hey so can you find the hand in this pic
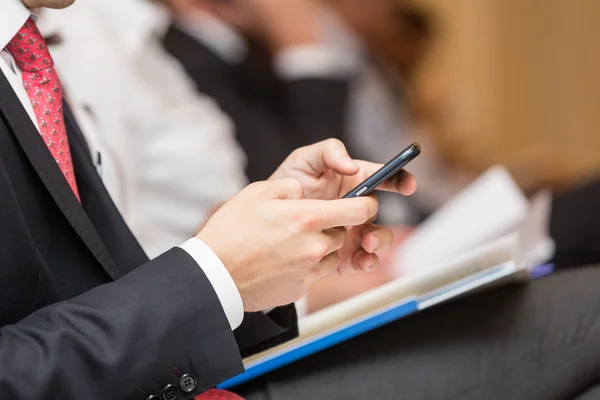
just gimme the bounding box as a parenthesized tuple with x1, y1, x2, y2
(196, 178, 378, 312)
(270, 139, 417, 200)
(197, 202, 225, 231)
(270, 139, 418, 275)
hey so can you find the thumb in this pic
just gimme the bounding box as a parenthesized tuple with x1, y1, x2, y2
(308, 139, 360, 176)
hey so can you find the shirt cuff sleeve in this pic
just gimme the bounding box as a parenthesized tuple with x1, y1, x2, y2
(294, 296, 309, 317)
(273, 45, 360, 80)
(179, 238, 244, 330)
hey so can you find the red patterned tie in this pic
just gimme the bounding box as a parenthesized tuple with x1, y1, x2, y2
(195, 389, 244, 399)
(6, 18, 80, 200)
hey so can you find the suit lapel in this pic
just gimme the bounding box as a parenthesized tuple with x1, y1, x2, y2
(0, 71, 122, 280)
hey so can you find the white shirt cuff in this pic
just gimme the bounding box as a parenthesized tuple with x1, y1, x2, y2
(179, 238, 244, 330)
(294, 296, 309, 317)
(274, 45, 360, 80)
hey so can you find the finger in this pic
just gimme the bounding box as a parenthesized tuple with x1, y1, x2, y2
(301, 228, 346, 268)
(314, 252, 342, 279)
(252, 178, 304, 200)
(360, 224, 395, 254)
(338, 250, 380, 276)
(297, 196, 379, 230)
(355, 161, 418, 196)
(352, 250, 380, 273)
(380, 169, 418, 196)
(305, 139, 360, 176)
(344, 195, 378, 229)
(323, 227, 347, 254)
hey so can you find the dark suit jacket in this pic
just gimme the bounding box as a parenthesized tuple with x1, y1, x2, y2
(0, 71, 296, 400)
(163, 25, 351, 182)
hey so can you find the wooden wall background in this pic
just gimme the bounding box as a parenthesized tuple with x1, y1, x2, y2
(410, 0, 600, 190)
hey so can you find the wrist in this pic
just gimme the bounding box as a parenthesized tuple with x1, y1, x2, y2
(180, 237, 244, 329)
(195, 232, 244, 298)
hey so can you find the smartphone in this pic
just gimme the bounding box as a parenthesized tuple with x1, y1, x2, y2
(342, 143, 421, 199)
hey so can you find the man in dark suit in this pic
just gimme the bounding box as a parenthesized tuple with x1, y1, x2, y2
(162, 0, 354, 182)
(0, 1, 416, 398)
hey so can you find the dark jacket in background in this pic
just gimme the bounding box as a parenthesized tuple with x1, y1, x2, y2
(551, 178, 600, 269)
(0, 71, 296, 400)
(163, 25, 351, 182)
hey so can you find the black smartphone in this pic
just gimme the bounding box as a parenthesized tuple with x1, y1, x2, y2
(342, 143, 421, 199)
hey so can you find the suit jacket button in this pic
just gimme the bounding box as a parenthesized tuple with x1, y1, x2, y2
(179, 374, 198, 393)
(145, 396, 161, 400)
(161, 384, 179, 400)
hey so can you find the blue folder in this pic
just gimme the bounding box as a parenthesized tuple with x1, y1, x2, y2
(219, 261, 554, 389)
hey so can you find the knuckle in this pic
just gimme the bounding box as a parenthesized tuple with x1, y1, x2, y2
(332, 228, 347, 250)
(299, 214, 319, 231)
(287, 178, 304, 198)
(246, 181, 265, 194)
(306, 240, 330, 262)
(288, 147, 305, 162)
(325, 138, 344, 149)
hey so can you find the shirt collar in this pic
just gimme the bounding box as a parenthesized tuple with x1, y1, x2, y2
(0, 0, 31, 51)
(36, 0, 171, 57)
(175, 10, 248, 64)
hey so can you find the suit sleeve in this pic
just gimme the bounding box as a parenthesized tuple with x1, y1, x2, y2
(0, 248, 244, 400)
(272, 45, 355, 148)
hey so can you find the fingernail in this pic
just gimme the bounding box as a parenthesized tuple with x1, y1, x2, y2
(373, 237, 383, 252)
(369, 255, 379, 271)
(360, 256, 374, 271)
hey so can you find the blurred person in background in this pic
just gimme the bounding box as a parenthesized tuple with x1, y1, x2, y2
(38, 0, 248, 258)
(320, 0, 471, 226)
(163, 0, 354, 182)
(162, 0, 468, 221)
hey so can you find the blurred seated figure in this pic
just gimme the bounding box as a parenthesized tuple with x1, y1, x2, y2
(38, 0, 247, 258)
(163, 0, 468, 220)
(162, 0, 355, 182)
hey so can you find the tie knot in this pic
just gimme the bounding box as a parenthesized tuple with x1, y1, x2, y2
(6, 18, 54, 73)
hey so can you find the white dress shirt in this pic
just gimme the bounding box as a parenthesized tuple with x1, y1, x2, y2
(1, 0, 244, 330)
